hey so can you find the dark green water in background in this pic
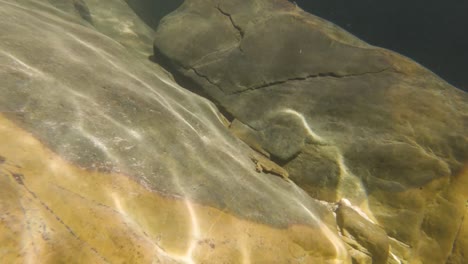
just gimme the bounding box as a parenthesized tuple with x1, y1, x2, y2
(294, 0, 468, 92)
(125, 0, 183, 29)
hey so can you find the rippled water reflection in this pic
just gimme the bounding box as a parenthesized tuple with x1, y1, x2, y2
(0, 1, 354, 262)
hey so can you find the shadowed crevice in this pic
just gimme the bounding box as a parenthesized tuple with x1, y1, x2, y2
(149, 49, 235, 123)
(216, 5, 244, 39)
(125, 0, 184, 29)
(231, 68, 395, 95)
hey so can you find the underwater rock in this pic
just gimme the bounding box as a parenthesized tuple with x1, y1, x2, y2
(48, 0, 93, 25)
(447, 204, 468, 264)
(154, 0, 468, 263)
(336, 199, 389, 263)
(0, 0, 350, 263)
(1, 0, 467, 263)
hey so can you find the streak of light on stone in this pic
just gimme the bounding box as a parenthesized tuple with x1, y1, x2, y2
(100, 113, 143, 141)
(279, 108, 326, 143)
(388, 236, 411, 248)
(340, 198, 375, 224)
(1, 0, 96, 34)
(151, 71, 230, 136)
(335, 152, 377, 223)
(390, 252, 403, 264)
(117, 20, 139, 37)
(46, 155, 76, 180)
(67, 32, 212, 140)
(110, 192, 187, 264)
(0, 51, 44, 77)
(152, 71, 194, 95)
(238, 234, 252, 264)
(65, 88, 97, 104)
(65, 33, 123, 70)
(67, 32, 181, 116)
(120, 70, 218, 139)
(181, 198, 200, 264)
(114, 73, 202, 138)
(68, 98, 122, 167)
(80, 128, 117, 159)
(163, 163, 202, 264)
(111, 192, 125, 217)
(296, 201, 348, 263)
(65, 88, 143, 141)
(206, 103, 229, 127)
(66, 32, 172, 108)
(149, 95, 201, 137)
(136, 80, 213, 140)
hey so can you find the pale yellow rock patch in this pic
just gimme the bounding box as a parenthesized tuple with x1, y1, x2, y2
(0, 114, 347, 263)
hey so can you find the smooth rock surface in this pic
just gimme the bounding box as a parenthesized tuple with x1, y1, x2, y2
(0, 0, 350, 263)
(154, 0, 468, 263)
(1, 0, 467, 263)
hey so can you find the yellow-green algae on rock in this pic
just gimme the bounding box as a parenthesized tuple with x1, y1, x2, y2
(448, 190, 468, 264)
(0, 114, 349, 263)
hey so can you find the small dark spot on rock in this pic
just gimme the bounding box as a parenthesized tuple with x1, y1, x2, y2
(73, 0, 93, 25)
(0, 155, 5, 164)
(209, 243, 215, 249)
(11, 173, 24, 185)
(41, 233, 50, 241)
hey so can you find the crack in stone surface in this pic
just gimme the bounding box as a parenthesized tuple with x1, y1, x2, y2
(230, 68, 394, 95)
(50, 182, 154, 249)
(216, 5, 244, 39)
(51, 183, 120, 214)
(188, 66, 393, 96)
(448, 208, 466, 261)
(191, 67, 223, 91)
(17, 197, 38, 256)
(7, 171, 111, 263)
(388, 235, 411, 249)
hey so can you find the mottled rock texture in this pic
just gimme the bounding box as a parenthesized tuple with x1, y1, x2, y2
(336, 200, 389, 263)
(154, 0, 468, 263)
(0, 0, 350, 263)
(1, 0, 467, 263)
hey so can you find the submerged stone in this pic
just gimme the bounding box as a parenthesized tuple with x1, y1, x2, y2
(154, 0, 468, 262)
(1, 0, 467, 263)
(0, 0, 351, 262)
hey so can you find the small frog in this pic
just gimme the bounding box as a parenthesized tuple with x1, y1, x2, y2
(250, 153, 289, 181)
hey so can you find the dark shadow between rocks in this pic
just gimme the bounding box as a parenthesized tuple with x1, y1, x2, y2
(149, 51, 235, 123)
(124, 0, 184, 29)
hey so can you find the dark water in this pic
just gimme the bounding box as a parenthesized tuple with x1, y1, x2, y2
(294, 0, 468, 92)
(125, 0, 184, 29)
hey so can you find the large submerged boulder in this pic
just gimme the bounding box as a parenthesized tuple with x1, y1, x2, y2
(154, 0, 468, 263)
(1, 0, 467, 263)
(0, 0, 350, 263)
